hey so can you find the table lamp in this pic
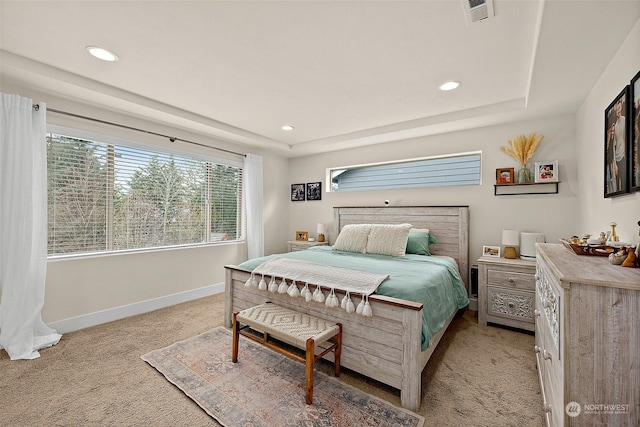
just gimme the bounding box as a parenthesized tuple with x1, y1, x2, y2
(502, 229, 519, 259)
(317, 223, 327, 242)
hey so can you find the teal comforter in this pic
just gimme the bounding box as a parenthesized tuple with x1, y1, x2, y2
(238, 246, 469, 351)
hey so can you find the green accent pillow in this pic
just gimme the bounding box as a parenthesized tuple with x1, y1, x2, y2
(405, 231, 438, 255)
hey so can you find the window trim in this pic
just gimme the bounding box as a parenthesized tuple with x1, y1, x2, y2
(47, 239, 243, 262)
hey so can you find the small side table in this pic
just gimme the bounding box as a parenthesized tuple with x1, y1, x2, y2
(287, 240, 329, 252)
(477, 256, 536, 331)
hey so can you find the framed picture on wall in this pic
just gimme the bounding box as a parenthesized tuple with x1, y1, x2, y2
(631, 70, 640, 192)
(495, 167, 514, 184)
(291, 183, 305, 201)
(534, 161, 558, 183)
(604, 86, 630, 198)
(306, 182, 322, 200)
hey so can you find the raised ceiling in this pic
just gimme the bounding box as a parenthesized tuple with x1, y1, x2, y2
(1, 1, 639, 157)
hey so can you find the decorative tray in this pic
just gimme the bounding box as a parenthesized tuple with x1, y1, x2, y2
(560, 239, 616, 257)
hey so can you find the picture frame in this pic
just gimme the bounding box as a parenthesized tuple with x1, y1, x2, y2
(604, 86, 631, 198)
(482, 245, 500, 258)
(306, 182, 322, 201)
(295, 231, 309, 241)
(291, 183, 305, 201)
(534, 161, 559, 183)
(631, 70, 640, 192)
(496, 167, 515, 184)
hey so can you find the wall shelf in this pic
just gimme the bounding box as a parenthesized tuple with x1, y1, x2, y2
(494, 181, 560, 196)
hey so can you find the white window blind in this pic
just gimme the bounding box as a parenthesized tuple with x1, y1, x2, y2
(47, 131, 242, 256)
(328, 151, 481, 192)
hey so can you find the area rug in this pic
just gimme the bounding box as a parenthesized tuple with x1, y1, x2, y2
(141, 327, 424, 427)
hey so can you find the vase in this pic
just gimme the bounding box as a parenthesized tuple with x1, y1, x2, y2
(517, 165, 533, 184)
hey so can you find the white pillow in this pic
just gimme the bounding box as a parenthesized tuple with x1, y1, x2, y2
(366, 223, 412, 257)
(333, 224, 371, 253)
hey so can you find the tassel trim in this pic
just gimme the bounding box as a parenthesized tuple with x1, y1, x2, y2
(250, 274, 373, 317)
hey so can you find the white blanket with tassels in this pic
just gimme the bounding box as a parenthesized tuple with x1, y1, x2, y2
(253, 257, 388, 296)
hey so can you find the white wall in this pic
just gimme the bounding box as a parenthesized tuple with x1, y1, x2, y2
(287, 113, 579, 265)
(577, 18, 640, 243)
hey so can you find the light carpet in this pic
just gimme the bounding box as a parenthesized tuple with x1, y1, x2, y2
(142, 327, 424, 427)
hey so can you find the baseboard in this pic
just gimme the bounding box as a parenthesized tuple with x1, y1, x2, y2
(48, 282, 225, 334)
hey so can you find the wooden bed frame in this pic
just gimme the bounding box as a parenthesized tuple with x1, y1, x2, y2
(224, 206, 469, 410)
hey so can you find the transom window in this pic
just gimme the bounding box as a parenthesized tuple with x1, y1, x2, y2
(46, 127, 243, 256)
(327, 151, 481, 192)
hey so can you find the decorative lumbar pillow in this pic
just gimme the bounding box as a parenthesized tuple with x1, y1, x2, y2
(366, 223, 412, 257)
(333, 224, 371, 253)
(406, 229, 438, 256)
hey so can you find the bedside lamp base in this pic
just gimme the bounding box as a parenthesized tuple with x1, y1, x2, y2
(503, 246, 517, 259)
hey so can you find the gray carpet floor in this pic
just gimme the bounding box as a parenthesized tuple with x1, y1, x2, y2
(0, 293, 544, 426)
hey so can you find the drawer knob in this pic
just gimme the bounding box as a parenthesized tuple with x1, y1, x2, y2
(507, 301, 516, 309)
(508, 277, 515, 283)
(543, 350, 552, 361)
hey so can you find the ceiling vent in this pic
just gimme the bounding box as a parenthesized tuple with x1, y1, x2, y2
(462, 0, 494, 25)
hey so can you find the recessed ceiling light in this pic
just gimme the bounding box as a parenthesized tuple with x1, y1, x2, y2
(281, 125, 295, 131)
(439, 81, 461, 91)
(86, 46, 119, 62)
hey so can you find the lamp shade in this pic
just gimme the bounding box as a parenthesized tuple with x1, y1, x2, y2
(317, 223, 327, 234)
(502, 229, 519, 246)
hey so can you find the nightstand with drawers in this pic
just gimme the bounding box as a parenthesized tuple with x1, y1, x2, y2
(477, 256, 536, 331)
(287, 240, 329, 252)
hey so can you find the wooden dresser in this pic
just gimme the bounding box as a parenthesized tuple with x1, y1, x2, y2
(477, 256, 536, 331)
(535, 243, 639, 427)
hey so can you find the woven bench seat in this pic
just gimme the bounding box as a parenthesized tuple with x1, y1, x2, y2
(232, 303, 342, 404)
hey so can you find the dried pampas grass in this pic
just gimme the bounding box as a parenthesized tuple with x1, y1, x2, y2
(500, 133, 544, 166)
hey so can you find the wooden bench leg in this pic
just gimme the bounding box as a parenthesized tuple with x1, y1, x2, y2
(305, 338, 315, 405)
(232, 312, 239, 363)
(334, 323, 342, 377)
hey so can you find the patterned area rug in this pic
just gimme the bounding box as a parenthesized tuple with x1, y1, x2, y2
(142, 327, 424, 427)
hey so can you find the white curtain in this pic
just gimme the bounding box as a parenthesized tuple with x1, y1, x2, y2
(243, 153, 264, 259)
(0, 93, 61, 360)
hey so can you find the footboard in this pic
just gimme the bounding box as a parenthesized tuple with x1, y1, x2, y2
(225, 265, 425, 410)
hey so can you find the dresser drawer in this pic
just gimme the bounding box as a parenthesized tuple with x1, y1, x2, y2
(487, 269, 535, 291)
(542, 359, 563, 427)
(487, 286, 534, 323)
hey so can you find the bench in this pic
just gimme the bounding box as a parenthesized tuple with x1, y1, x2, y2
(232, 303, 342, 404)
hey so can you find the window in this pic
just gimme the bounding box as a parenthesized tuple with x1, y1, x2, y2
(47, 128, 243, 256)
(327, 151, 481, 192)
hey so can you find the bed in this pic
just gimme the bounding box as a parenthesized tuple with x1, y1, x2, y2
(224, 206, 470, 410)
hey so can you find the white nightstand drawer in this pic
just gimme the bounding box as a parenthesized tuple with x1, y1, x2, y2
(487, 269, 535, 291)
(287, 241, 328, 252)
(487, 287, 534, 323)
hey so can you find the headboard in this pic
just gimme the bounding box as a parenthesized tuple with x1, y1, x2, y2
(333, 206, 470, 287)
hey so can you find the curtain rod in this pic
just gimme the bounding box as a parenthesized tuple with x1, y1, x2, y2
(33, 104, 246, 157)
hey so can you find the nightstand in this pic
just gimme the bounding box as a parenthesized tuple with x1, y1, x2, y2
(287, 240, 329, 252)
(477, 256, 536, 331)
